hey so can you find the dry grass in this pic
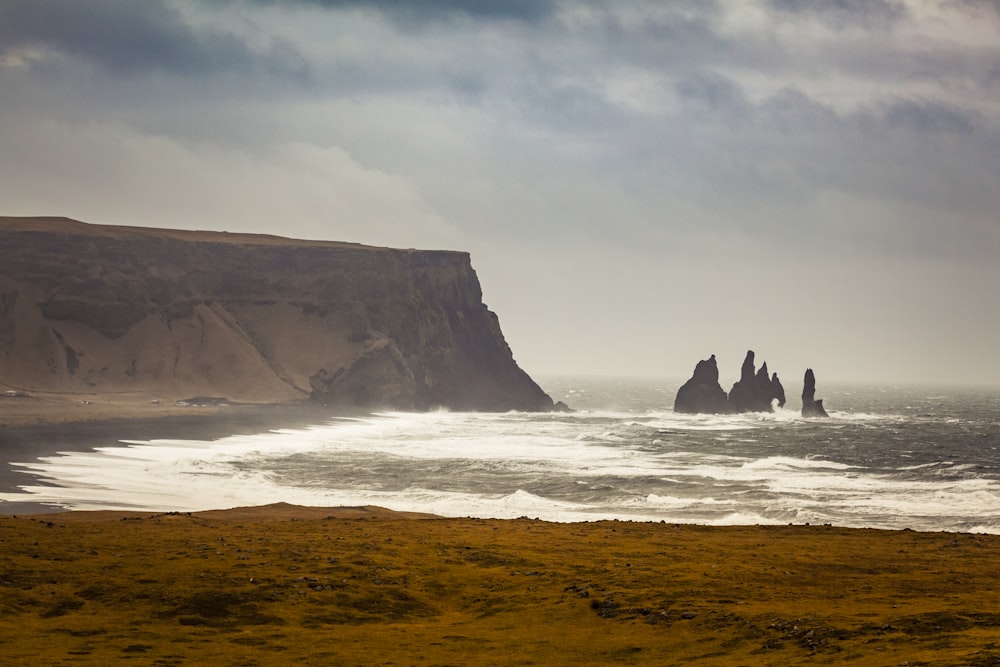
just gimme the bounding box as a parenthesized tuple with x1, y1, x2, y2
(3, 504, 1000, 665)
(0, 216, 380, 250)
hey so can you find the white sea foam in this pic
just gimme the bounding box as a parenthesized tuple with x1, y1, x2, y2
(741, 456, 855, 471)
(3, 381, 999, 532)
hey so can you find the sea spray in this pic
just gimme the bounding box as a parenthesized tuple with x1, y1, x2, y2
(2, 378, 999, 532)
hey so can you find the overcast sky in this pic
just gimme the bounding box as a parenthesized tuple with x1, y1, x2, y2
(2, 0, 998, 386)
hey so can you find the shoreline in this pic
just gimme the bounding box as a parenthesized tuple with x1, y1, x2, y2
(0, 393, 346, 428)
(4, 390, 996, 532)
(0, 398, 350, 514)
(9, 501, 993, 535)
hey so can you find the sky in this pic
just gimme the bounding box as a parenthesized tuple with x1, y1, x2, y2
(1, 0, 998, 387)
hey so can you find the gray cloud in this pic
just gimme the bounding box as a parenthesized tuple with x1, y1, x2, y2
(870, 97, 979, 134)
(675, 71, 752, 120)
(247, 0, 556, 25)
(0, 0, 307, 77)
(1, 0, 998, 382)
(764, 0, 909, 30)
(948, 0, 1000, 18)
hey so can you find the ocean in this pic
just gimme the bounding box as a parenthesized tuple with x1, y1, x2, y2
(2, 377, 999, 533)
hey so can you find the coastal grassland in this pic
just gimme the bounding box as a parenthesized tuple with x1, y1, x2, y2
(2, 505, 1000, 666)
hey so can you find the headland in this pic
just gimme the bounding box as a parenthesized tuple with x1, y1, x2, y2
(0, 216, 556, 414)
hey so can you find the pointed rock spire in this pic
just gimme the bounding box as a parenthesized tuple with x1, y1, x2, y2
(728, 350, 784, 412)
(801, 368, 829, 418)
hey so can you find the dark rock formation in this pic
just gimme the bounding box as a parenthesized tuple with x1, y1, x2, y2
(675, 350, 789, 414)
(801, 368, 829, 418)
(728, 350, 785, 413)
(0, 216, 557, 412)
(772, 373, 786, 408)
(673, 354, 730, 414)
(726, 350, 756, 412)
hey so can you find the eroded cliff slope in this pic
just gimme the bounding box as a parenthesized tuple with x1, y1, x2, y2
(0, 217, 554, 411)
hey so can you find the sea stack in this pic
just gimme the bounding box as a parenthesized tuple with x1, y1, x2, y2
(674, 350, 790, 414)
(772, 372, 786, 408)
(801, 368, 829, 418)
(727, 350, 785, 413)
(673, 354, 730, 414)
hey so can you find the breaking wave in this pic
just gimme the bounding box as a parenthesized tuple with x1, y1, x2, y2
(2, 378, 999, 532)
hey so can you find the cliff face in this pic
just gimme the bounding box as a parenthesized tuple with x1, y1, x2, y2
(0, 217, 555, 411)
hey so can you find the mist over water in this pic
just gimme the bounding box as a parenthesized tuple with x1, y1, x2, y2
(2, 377, 999, 532)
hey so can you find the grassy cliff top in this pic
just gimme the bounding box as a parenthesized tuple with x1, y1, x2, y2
(0, 216, 466, 255)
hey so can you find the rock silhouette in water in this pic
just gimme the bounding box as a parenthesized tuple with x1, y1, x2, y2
(772, 372, 786, 408)
(673, 354, 730, 414)
(728, 350, 785, 413)
(674, 351, 785, 414)
(801, 368, 829, 417)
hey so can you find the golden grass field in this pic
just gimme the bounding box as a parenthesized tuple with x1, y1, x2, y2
(2, 504, 1000, 666)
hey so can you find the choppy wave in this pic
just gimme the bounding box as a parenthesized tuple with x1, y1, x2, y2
(2, 378, 999, 532)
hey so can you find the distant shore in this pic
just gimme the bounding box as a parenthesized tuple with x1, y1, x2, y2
(0, 396, 345, 513)
(0, 392, 340, 428)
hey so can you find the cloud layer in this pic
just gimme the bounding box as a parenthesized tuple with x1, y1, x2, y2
(2, 0, 998, 384)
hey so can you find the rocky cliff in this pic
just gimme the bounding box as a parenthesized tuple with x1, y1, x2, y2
(0, 217, 555, 411)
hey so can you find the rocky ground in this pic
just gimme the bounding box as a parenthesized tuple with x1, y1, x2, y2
(2, 504, 1000, 665)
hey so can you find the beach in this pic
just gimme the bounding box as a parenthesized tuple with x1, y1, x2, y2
(3, 503, 1000, 665)
(0, 397, 345, 514)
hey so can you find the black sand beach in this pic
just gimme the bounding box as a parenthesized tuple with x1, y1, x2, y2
(0, 403, 342, 514)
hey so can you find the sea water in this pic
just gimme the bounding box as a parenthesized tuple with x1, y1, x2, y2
(2, 377, 998, 532)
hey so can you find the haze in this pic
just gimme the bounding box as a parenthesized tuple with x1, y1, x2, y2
(1, 0, 998, 385)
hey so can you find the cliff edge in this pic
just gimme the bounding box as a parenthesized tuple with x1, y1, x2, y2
(0, 217, 555, 411)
